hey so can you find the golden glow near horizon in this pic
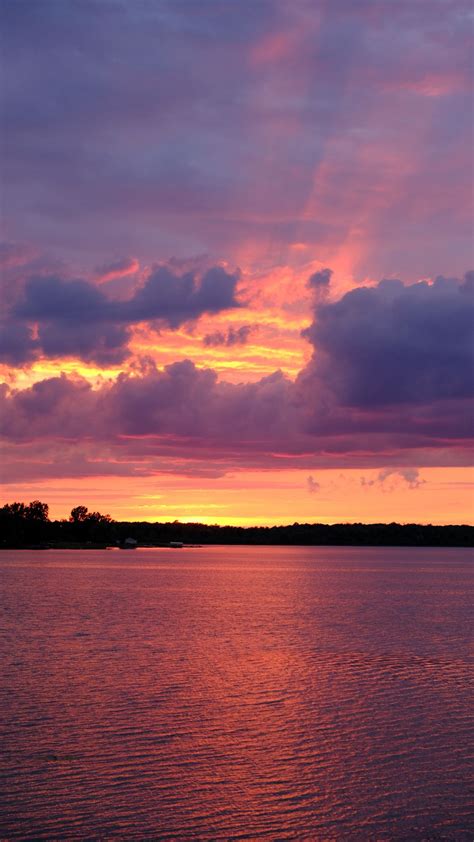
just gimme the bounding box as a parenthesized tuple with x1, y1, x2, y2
(4, 467, 473, 527)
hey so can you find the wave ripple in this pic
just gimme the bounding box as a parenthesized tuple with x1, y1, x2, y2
(1, 546, 472, 840)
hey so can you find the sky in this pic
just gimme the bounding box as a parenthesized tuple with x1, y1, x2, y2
(1, 0, 473, 525)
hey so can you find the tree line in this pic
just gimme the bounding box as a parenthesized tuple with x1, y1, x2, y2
(0, 500, 473, 548)
(0, 501, 113, 546)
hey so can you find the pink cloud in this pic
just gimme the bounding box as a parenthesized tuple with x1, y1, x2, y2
(94, 256, 140, 283)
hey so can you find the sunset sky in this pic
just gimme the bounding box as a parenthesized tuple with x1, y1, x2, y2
(1, 0, 473, 525)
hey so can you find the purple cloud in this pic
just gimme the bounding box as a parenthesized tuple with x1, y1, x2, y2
(203, 325, 254, 347)
(15, 276, 110, 322)
(95, 256, 139, 282)
(2, 264, 240, 364)
(128, 266, 240, 327)
(2, 270, 473, 472)
(1, 310, 473, 479)
(1, 1, 472, 277)
(0, 321, 38, 366)
(307, 268, 332, 291)
(307, 475, 320, 494)
(303, 273, 474, 407)
(361, 468, 425, 490)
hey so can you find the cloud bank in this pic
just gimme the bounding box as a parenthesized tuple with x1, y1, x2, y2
(303, 272, 474, 406)
(1, 264, 240, 364)
(2, 271, 473, 481)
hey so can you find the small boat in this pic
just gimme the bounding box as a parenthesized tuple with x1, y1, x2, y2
(169, 541, 184, 548)
(120, 537, 138, 549)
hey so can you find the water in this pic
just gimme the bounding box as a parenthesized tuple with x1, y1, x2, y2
(0, 545, 472, 840)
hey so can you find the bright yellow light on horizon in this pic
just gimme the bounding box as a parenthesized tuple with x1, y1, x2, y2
(3, 467, 473, 527)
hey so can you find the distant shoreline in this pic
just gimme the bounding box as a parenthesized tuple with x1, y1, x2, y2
(2, 502, 473, 549)
(2, 526, 473, 551)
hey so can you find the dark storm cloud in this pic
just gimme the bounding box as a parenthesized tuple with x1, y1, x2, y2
(14, 266, 240, 325)
(38, 321, 132, 366)
(2, 341, 473, 470)
(2, 269, 473, 437)
(0, 322, 38, 366)
(0, 243, 69, 317)
(128, 266, 240, 327)
(0, 362, 297, 446)
(106, 361, 297, 443)
(308, 268, 332, 290)
(0, 375, 99, 441)
(203, 325, 254, 347)
(15, 276, 110, 322)
(2, 269, 473, 451)
(307, 268, 332, 303)
(303, 273, 474, 407)
(2, 265, 240, 364)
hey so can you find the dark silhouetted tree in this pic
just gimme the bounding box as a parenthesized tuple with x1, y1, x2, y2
(84, 511, 113, 543)
(25, 500, 49, 521)
(70, 505, 88, 523)
(0, 500, 49, 544)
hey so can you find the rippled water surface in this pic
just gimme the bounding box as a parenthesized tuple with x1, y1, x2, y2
(1, 546, 473, 840)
